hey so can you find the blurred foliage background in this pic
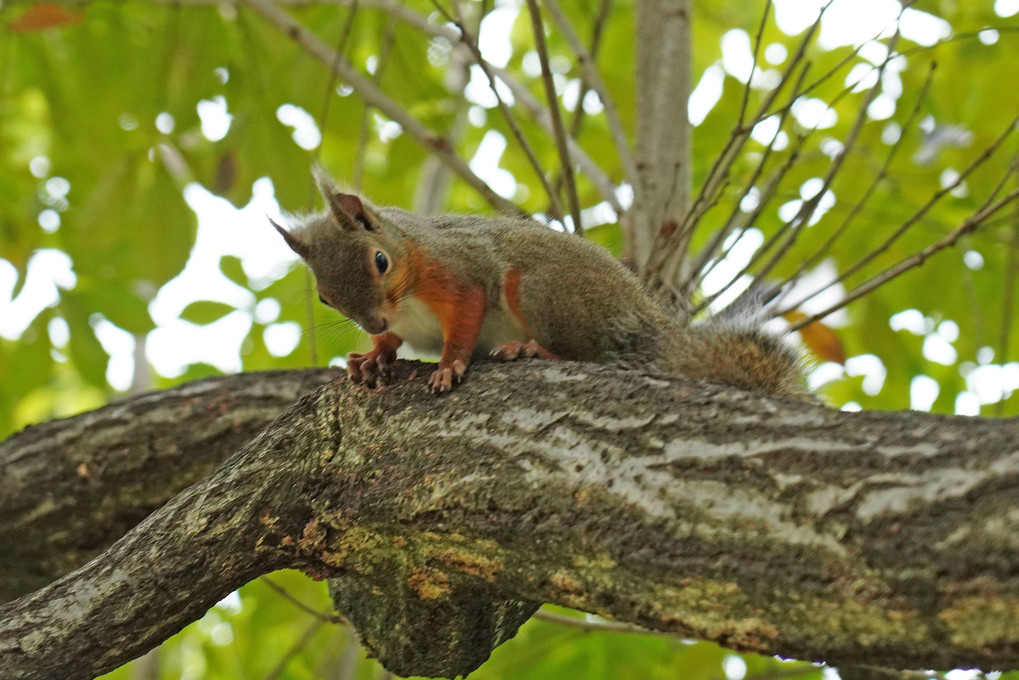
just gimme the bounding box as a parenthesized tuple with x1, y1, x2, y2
(3, 0, 1019, 677)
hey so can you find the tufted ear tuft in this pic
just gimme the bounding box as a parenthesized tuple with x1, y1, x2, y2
(269, 216, 310, 258)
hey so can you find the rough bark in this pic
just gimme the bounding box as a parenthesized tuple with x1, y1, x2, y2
(0, 368, 338, 602)
(1, 361, 1019, 679)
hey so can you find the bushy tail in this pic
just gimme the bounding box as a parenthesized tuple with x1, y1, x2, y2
(658, 321, 810, 399)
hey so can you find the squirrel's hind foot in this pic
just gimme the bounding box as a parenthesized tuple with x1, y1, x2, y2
(489, 339, 558, 362)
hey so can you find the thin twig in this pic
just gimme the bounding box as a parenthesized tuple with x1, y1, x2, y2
(524, 0, 584, 234)
(698, 22, 905, 313)
(533, 609, 665, 635)
(764, 0, 919, 120)
(259, 619, 326, 680)
(774, 62, 936, 310)
(314, 0, 359, 169)
(248, 0, 621, 212)
(413, 7, 475, 215)
(495, 61, 624, 215)
(431, 0, 563, 217)
(645, 4, 824, 290)
(742, 31, 903, 293)
(568, 0, 612, 140)
(789, 186, 1019, 332)
(241, 0, 525, 216)
(781, 113, 1019, 316)
(353, 13, 396, 191)
(511, 0, 576, 233)
(669, 0, 919, 283)
(674, 0, 833, 246)
(260, 576, 346, 624)
(676, 65, 810, 299)
(684, 138, 807, 309)
(738, 0, 772, 130)
(542, 0, 636, 189)
(685, 144, 808, 317)
(549, 0, 612, 204)
(888, 24, 1019, 59)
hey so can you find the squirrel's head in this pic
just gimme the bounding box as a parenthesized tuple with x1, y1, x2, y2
(271, 171, 409, 336)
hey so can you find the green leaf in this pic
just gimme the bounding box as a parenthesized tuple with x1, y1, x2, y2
(60, 292, 109, 389)
(219, 255, 248, 288)
(179, 300, 237, 325)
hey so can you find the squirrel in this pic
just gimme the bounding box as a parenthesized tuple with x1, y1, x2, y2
(272, 169, 808, 398)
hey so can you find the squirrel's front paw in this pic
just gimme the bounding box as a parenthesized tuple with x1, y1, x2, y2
(428, 359, 468, 394)
(347, 349, 396, 387)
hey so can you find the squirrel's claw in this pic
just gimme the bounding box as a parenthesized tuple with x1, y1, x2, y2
(346, 352, 374, 386)
(374, 350, 395, 380)
(490, 339, 557, 362)
(347, 348, 396, 388)
(428, 359, 468, 394)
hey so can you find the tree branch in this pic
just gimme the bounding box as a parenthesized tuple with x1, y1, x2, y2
(2, 362, 1019, 678)
(632, 0, 692, 271)
(240, 0, 525, 216)
(524, 0, 583, 233)
(0, 368, 338, 603)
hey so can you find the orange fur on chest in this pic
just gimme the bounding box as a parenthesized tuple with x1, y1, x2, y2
(403, 246, 487, 358)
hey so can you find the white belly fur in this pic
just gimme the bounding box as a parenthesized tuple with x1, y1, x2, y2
(390, 295, 526, 357)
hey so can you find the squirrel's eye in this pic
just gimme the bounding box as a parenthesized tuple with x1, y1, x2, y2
(374, 251, 389, 274)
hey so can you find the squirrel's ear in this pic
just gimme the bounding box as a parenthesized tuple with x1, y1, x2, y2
(269, 217, 310, 258)
(313, 166, 370, 232)
(330, 193, 370, 233)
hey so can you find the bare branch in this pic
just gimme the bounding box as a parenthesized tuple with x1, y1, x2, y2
(688, 26, 906, 311)
(669, 66, 810, 301)
(738, 0, 772, 131)
(685, 133, 809, 317)
(493, 64, 625, 214)
(384, 0, 622, 213)
(241, 0, 525, 215)
(789, 185, 1019, 331)
(764, 0, 918, 120)
(542, 0, 637, 188)
(260, 576, 346, 624)
(738, 32, 903, 299)
(774, 63, 937, 307)
(669, 0, 831, 263)
(352, 12, 395, 191)
(547, 0, 613, 215)
(0, 368, 338, 603)
(532, 609, 662, 636)
(413, 8, 475, 215)
(431, 0, 564, 218)
(781, 113, 1019, 318)
(525, 0, 583, 234)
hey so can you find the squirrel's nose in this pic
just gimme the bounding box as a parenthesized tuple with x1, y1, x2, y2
(361, 316, 388, 335)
